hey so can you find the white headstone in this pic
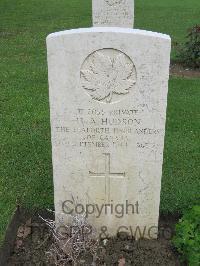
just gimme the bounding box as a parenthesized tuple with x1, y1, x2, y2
(92, 0, 134, 28)
(47, 2, 171, 239)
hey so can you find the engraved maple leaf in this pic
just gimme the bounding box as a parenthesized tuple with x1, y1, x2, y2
(81, 51, 136, 103)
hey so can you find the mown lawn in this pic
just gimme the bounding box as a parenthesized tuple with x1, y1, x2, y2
(0, 0, 200, 242)
(161, 78, 200, 213)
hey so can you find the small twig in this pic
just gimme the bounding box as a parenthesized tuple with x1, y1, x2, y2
(35, 233, 51, 250)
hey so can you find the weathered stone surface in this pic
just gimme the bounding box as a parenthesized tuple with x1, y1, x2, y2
(92, 0, 134, 28)
(47, 27, 171, 238)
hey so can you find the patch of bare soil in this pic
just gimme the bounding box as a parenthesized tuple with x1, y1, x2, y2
(170, 63, 200, 78)
(6, 212, 183, 266)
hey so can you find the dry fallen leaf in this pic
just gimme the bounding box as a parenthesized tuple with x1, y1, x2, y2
(16, 218, 32, 239)
(118, 257, 126, 266)
(23, 225, 31, 239)
(15, 239, 23, 249)
(17, 226, 25, 238)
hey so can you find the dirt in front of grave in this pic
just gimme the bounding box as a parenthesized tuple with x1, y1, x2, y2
(170, 62, 200, 78)
(7, 212, 184, 266)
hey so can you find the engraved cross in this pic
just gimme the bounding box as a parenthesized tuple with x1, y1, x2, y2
(89, 153, 126, 202)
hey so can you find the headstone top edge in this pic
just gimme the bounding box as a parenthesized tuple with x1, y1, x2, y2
(47, 28, 171, 42)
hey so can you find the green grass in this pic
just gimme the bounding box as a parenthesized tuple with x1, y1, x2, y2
(0, 0, 200, 242)
(135, 0, 200, 57)
(161, 78, 200, 213)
